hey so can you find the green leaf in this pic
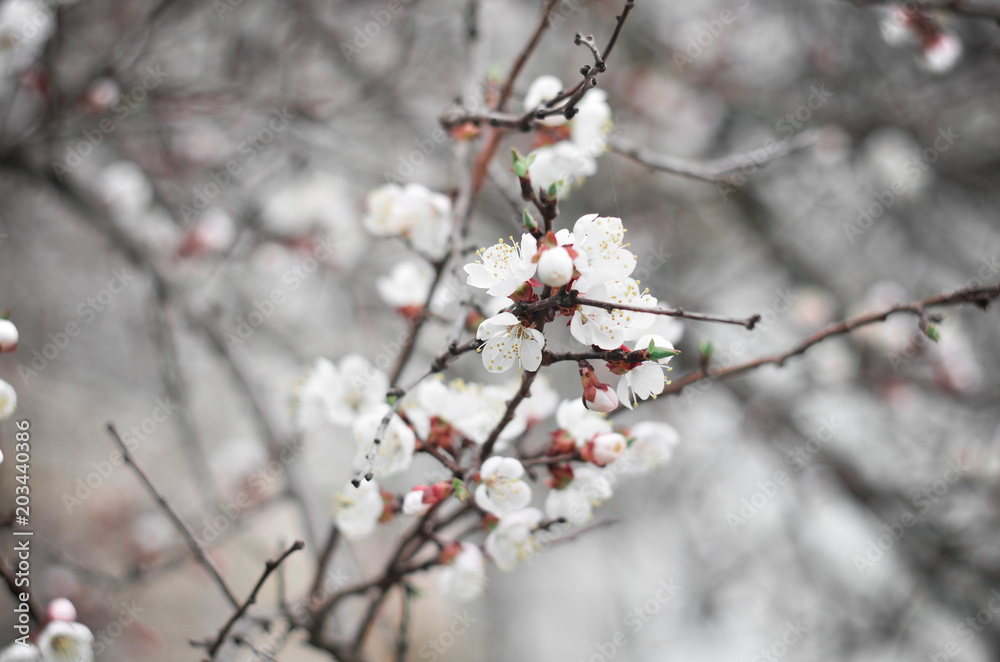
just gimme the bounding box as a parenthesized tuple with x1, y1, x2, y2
(452, 478, 469, 502)
(698, 341, 714, 358)
(924, 324, 941, 342)
(522, 209, 539, 232)
(511, 148, 535, 178)
(647, 339, 681, 361)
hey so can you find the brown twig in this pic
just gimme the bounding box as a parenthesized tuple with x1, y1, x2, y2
(612, 129, 821, 186)
(107, 423, 239, 609)
(204, 540, 305, 658)
(662, 281, 1000, 396)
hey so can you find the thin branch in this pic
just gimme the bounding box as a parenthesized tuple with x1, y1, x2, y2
(396, 584, 414, 662)
(204, 540, 305, 659)
(612, 129, 820, 186)
(574, 296, 761, 329)
(662, 281, 1000, 396)
(106, 423, 240, 610)
(497, 0, 561, 110)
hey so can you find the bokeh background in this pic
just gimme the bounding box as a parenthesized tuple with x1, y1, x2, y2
(1, 0, 1000, 659)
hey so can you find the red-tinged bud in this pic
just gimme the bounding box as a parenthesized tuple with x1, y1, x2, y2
(550, 429, 577, 454)
(450, 122, 481, 141)
(396, 304, 425, 322)
(579, 361, 618, 412)
(510, 281, 538, 303)
(430, 480, 454, 502)
(545, 463, 574, 490)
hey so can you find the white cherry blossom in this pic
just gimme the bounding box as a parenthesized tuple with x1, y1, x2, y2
(527, 141, 597, 195)
(0, 379, 16, 421)
(617, 334, 676, 409)
(439, 543, 487, 600)
(464, 234, 537, 297)
(572, 214, 636, 286)
(485, 507, 543, 570)
(363, 183, 452, 259)
(353, 405, 415, 477)
(334, 479, 384, 539)
(555, 399, 612, 447)
(475, 456, 531, 517)
(524, 75, 567, 127)
(476, 312, 544, 374)
(571, 89, 613, 156)
(295, 355, 389, 431)
(570, 278, 657, 350)
(544, 466, 613, 524)
(377, 261, 433, 311)
(621, 421, 680, 474)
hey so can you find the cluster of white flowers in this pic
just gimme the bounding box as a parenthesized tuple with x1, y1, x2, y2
(287, 81, 682, 603)
(362, 183, 452, 260)
(0, 598, 94, 661)
(522, 75, 614, 194)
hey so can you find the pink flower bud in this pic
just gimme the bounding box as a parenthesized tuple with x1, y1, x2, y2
(46, 598, 77, 622)
(922, 32, 962, 73)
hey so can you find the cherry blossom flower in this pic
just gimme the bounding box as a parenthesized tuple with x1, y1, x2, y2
(582, 432, 627, 466)
(617, 334, 676, 409)
(464, 234, 537, 297)
(410, 378, 527, 446)
(38, 599, 94, 662)
(439, 543, 487, 600)
(544, 466, 613, 524)
(475, 456, 532, 517)
(527, 141, 597, 195)
(377, 261, 434, 314)
(524, 75, 567, 127)
(571, 214, 636, 286)
(363, 183, 452, 259)
(555, 399, 612, 447)
(353, 405, 415, 477)
(0, 641, 41, 660)
(570, 278, 656, 350)
(571, 89, 613, 156)
(476, 312, 544, 374)
(295, 355, 389, 431)
(536, 246, 575, 287)
(334, 479, 383, 539)
(0, 319, 18, 352)
(402, 482, 452, 516)
(485, 507, 543, 570)
(0, 378, 16, 421)
(621, 421, 681, 474)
